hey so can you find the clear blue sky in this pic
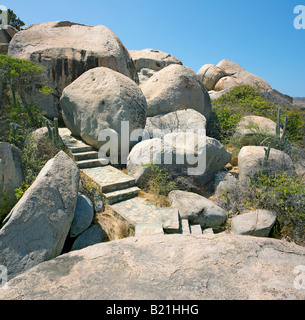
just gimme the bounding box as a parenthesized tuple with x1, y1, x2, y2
(3, 0, 305, 97)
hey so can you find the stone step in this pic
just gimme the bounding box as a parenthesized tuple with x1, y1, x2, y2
(70, 146, 95, 154)
(104, 186, 141, 205)
(135, 223, 165, 236)
(190, 225, 203, 235)
(111, 197, 180, 234)
(72, 151, 99, 161)
(181, 219, 191, 235)
(82, 166, 136, 193)
(77, 158, 109, 169)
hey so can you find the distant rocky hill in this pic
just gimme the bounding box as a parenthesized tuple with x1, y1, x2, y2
(294, 97, 305, 108)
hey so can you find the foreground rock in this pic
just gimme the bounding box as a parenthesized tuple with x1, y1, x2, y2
(238, 146, 294, 185)
(129, 48, 182, 83)
(0, 143, 24, 221)
(60, 67, 147, 153)
(127, 132, 232, 191)
(198, 59, 271, 92)
(145, 109, 207, 138)
(231, 210, 277, 237)
(1, 233, 305, 300)
(168, 190, 227, 228)
(9, 21, 138, 119)
(0, 151, 79, 280)
(140, 64, 211, 119)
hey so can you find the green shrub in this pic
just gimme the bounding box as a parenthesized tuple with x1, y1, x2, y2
(208, 85, 305, 148)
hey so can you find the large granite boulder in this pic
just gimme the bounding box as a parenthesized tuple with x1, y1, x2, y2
(60, 67, 147, 155)
(168, 190, 227, 228)
(238, 146, 294, 185)
(129, 48, 182, 83)
(9, 21, 138, 119)
(198, 59, 271, 92)
(0, 143, 24, 222)
(145, 109, 207, 139)
(127, 132, 232, 191)
(1, 234, 305, 300)
(0, 151, 79, 280)
(140, 64, 211, 120)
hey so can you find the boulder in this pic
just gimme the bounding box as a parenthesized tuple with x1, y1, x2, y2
(145, 109, 207, 139)
(69, 194, 94, 238)
(71, 224, 104, 251)
(0, 151, 79, 280)
(60, 67, 147, 153)
(1, 233, 305, 300)
(238, 146, 294, 185)
(0, 143, 24, 221)
(198, 59, 271, 92)
(214, 171, 238, 197)
(231, 210, 277, 237)
(129, 48, 182, 83)
(9, 21, 138, 119)
(140, 64, 211, 120)
(168, 190, 227, 228)
(234, 115, 281, 139)
(127, 132, 232, 191)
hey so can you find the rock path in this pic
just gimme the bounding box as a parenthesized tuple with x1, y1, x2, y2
(59, 128, 204, 236)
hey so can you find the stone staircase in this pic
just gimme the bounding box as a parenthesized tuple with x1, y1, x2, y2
(59, 128, 204, 236)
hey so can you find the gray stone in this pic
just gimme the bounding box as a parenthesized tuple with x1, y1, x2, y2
(71, 224, 103, 251)
(0, 151, 79, 280)
(0, 143, 24, 221)
(168, 190, 227, 228)
(231, 210, 277, 237)
(1, 234, 305, 300)
(140, 64, 211, 120)
(60, 67, 147, 153)
(69, 194, 94, 238)
(9, 21, 138, 119)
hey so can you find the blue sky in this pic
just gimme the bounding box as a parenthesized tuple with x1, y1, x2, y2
(3, 0, 305, 97)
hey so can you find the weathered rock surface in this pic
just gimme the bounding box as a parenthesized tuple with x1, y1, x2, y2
(234, 115, 280, 139)
(168, 190, 227, 228)
(69, 194, 94, 238)
(9, 21, 138, 119)
(127, 133, 232, 190)
(145, 109, 207, 139)
(60, 67, 147, 152)
(140, 64, 211, 119)
(71, 224, 104, 251)
(0, 151, 79, 280)
(238, 146, 294, 185)
(231, 210, 277, 237)
(198, 59, 271, 92)
(129, 48, 182, 83)
(0, 143, 24, 220)
(1, 233, 305, 300)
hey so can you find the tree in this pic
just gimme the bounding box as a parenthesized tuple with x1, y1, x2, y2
(7, 9, 25, 30)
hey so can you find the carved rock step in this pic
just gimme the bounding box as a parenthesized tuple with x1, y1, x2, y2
(76, 158, 109, 169)
(104, 186, 141, 205)
(72, 151, 99, 161)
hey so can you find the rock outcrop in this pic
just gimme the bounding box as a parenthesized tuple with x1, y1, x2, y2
(60, 67, 147, 154)
(129, 48, 182, 83)
(0, 143, 24, 221)
(0, 151, 79, 280)
(198, 59, 271, 92)
(140, 64, 211, 120)
(9, 21, 138, 119)
(1, 233, 305, 300)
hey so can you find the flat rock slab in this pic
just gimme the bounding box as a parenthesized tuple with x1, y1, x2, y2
(59, 128, 92, 150)
(82, 166, 136, 192)
(1, 234, 305, 300)
(111, 197, 179, 233)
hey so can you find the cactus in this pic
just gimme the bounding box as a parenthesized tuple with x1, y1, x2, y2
(46, 120, 52, 141)
(46, 118, 60, 145)
(54, 117, 59, 145)
(263, 143, 271, 167)
(276, 107, 281, 138)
